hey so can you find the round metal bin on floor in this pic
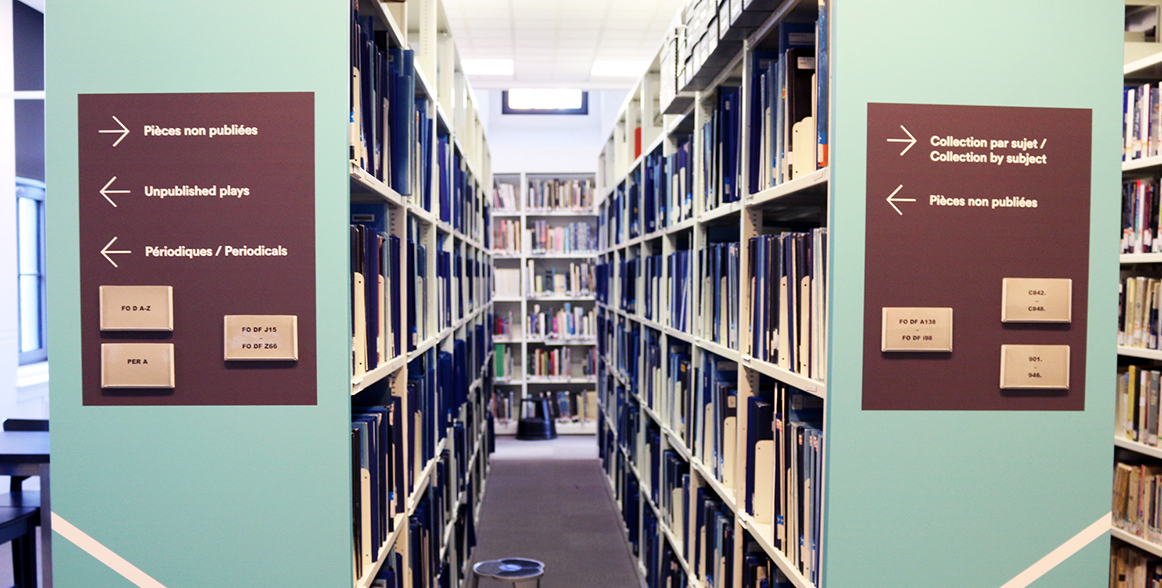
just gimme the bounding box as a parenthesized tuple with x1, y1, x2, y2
(469, 558, 545, 588)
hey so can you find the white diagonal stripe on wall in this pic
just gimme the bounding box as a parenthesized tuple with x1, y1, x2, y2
(51, 512, 168, 588)
(999, 512, 1112, 588)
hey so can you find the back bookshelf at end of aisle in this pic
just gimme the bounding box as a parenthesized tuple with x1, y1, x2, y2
(491, 172, 600, 435)
(347, 1, 497, 586)
(593, 1, 831, 585)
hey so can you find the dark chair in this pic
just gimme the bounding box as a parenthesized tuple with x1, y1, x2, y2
(0, 507, 38, 587)
(4, 420, 47, 492)
(1, 419, 46, 588)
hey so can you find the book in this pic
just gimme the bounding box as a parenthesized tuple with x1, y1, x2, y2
(387, 47, 415, 195)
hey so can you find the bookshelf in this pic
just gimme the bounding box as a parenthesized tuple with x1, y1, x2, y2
(596, 1, 1118, 587)
(48, 0, 494, 586)
(491, 172, 600, 435)
(1111, 44, 1162, 578)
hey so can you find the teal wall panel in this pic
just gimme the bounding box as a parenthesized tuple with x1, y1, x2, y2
(824, 0, 1120, 586)
(47, 0, 353, 585)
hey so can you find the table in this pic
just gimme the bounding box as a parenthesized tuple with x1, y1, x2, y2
(0, 431, 50, 588)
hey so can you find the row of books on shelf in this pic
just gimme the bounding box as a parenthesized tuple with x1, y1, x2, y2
(604, 187, 620, 246)
(352, 208, 495, 371)
(1119, 365, 1162, 447)
(350, 14, 436, 211)
(350, 347, 480, 581)
(351, 400, 404, 582)
(702, 238, 741, 350)
(599, 253, 693, 331)
(527, 178, 594, 212)
(408, 442, 479, 588)
(351, 8, 410, 197)
(601, 346, 825, 584)
(528, 220, 595, 254)
(645, 141, 695, 235)
(493, 182, 518, 212)
(435, 133, 481, 238)
(621, 257, 640, 313)
(434, 235, 486, 331)
(527, 346, 597, 378)
(595, 263, 610, 305)
(1124, 178, 1162, 255)
(1114, 459, 1162, 546)
(1124, 81, 1162, 163)
(492, 390, 598, 423)
(1111, 544, 1162, 588)
(494, 267, 521, 298)
(642, 505, 688, 588)
(603, 425, 795, 588)
(749, 20, 828, 193)
(600, 423, 748, 588)
(702, 86, 743, 210)
(640, 336, 692, 443)
(493, 344, 516, 381)
(610, 319, 642, 384)
(526, 303, 595, 340)
(601, 139, 694, 248)
(493, 262, 597, 299)
(671, 250, 693, 332)
(748, 384, 824, 585)
(628, 171, 643, 239)
(408, 219, 430, 351)
(1121, 276, 1162, 350)
(492, 220, 597, 256)
(528, 261, 596, 298)
(492, 312, 516, 338)
(595, 251, 698, 335)
(351, 211, 402, 375)
(643, 254, 662, 322)
(644, 16, 828, 215)
(749, 228, 828, 380)
(492, 219, 521, 255)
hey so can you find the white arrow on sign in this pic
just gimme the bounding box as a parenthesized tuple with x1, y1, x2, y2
(98, 115, 130, 147)
(886, 184, 915, 215)
(100, 176, 129, 207)
(101, 237, 131, 268)
(886, 125, 916, 156)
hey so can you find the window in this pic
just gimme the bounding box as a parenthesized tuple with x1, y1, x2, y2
(17, 178, 45, 364)
(502, 89, 588, 115)
(14, 0, 46, 367)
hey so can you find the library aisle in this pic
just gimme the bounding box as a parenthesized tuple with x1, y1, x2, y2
(471, 436, 643, 588)
(37, 0, 1125, 585)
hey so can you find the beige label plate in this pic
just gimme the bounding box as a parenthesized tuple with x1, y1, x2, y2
(99, 285, 174, 331)
(1001, 278, 1072, 323)
(1000, 344, 1070, 389)
(223, 315, 298, 361)
(881, 307, 953, 352)
(101, 343, 175, 388)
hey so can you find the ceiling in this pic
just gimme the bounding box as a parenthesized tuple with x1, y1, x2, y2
(442, 0, 685, 89)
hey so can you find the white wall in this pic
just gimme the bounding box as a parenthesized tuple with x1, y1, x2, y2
(479, 88, 627, 175)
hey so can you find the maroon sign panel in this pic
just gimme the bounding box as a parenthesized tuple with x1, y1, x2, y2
(78, 92, 316, 405)
(863, 103, 1091, 410)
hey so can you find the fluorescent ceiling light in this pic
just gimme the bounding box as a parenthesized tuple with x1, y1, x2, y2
(462, 59, 514, 76)
(590, 60, 647, 77)
(506, 89, 584, 110)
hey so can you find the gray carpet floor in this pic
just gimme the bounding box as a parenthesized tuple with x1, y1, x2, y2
(470, 436, 643, 588)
